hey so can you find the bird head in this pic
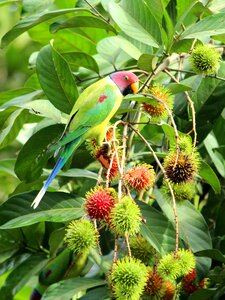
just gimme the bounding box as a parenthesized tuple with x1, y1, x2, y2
(110, 71, 139, 96)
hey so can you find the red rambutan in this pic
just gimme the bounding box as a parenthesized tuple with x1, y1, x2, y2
(181, 268, 206, 295)
(85, 186, 116, 219)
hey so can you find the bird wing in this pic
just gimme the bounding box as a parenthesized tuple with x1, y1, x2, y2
(51, 77, 122, 151)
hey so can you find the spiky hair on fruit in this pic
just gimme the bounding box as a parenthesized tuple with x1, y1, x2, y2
(85, 186, 116, 220)
(124, 163, 155, 191)
(109, 196, 141, 236)
(144, 268, 164, 297)
(130, 234, 159, 265)
(109, 257, 148, 300)
(163, 143, 200, 184)
(143, 84, 174, 121)
(86, 128, 120, 179)
(190, 44, 221, 75)
(161, 280, 176, 300)
(162, 180, 196, 202)
(181, 268, 207, 295)
(157, 253, 181, 280)
(64, 220, 97, 254)
(157, 249, 196, 281)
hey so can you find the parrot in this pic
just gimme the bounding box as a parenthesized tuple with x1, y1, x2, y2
(31, 71, 139, 208)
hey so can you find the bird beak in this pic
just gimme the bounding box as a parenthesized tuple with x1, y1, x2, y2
(131, 81, 139, 94)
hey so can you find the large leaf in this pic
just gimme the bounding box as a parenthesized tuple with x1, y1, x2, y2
(50, 15, 116, 34)
(80, 286, 110, 300)
(15, 124, 64, 182)
(1, 8, 88, 47)
(0, 254, 47, 299)
(0, 191, 84, 228)
(104, 0, 159, 48)
(181, 12, 225, 40)
(62, 52, 99, 73)
(156, 190, 212, 273)
(0, 89, 41, 107)
(195, 249, 225, 263)
(36, 44, 78, 114)
(139, 202, 180, 255)
(199, 161, 221, 194)
(42, 278, 106, 300)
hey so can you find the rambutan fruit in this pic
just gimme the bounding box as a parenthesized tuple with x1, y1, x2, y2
(181, 268, 207, 295)
(109, 257, 148, 300)
(161, 280, 176, 300)
(162, 180, 196, 202)
(144, 268, 164, 297)
(124, 163, 155, 191)
(190, 45, 221, 75)
(176, 249, 196, 277)
(85, 186, 116, 220)
(143, 84, 174, 121)
(163, 150, 199, 184)
(109, 196, 141, 236)
(64, 220, 97, 254)
(130, 234, 159, 265)
(157, 253, 181, 280)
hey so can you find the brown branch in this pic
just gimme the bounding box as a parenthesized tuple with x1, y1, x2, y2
(128, 124, 179, 257)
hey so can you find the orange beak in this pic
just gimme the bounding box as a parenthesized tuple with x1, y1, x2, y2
(131, 81, 139, 94)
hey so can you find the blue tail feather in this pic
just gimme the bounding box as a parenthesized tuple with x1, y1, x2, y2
(32, 138, 81, 208)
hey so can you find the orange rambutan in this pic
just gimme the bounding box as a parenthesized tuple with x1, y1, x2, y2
(161, 280, 176, 300)
(85, 186, 116, 219)
(124, 163, 155, 191)
(144, 269, 164, 296)
(143, 84, 174, 120)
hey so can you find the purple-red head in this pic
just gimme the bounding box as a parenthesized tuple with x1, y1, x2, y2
(110, 71, 139, 96)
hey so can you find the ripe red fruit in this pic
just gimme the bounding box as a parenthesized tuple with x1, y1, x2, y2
(181, 268, 206, 295)
(124, 164, 155, 191)
(85, 186, 116, 219)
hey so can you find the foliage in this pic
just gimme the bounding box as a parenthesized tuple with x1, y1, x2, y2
(0, 0, 225, 299)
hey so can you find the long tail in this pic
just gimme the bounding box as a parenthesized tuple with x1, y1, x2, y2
(31, 139, 81, 209)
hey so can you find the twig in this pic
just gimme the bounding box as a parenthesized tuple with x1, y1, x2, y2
(113, 235, 119, 263)
(164, 69, 197, 147)
(168, 68, 225, 82)
(125, 234, 132, 258)
(128, 124, 179, 257)
(93, 219, 102, 255)
(83, 0, 109, 23)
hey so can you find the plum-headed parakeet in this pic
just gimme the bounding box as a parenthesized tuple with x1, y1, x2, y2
(31, 71, 139, 208)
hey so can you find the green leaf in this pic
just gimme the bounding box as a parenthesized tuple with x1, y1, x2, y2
(0, 0, 20, 7)
(42, 278, 106, 300)
(62, 52, 99, 73)
(105, 1, 159, 48)
(137, 54, 158, 72)
(188, 289, 217, 300)
(181, 12, 225, 40)
(139, 202, 180, 255)
(36, 44, 78, 114)
(1, 8, 88, 47)
(0, 191, 84, 227)
(167, 82, 193, 94)
(156, 189, 212, 273)
(195, 249, 225, 263)
(0, 109, 30, 150)
(60, 168, 98, 180)
(199, 161, 221, 194)
(0, 88, 40, 107)
(0, 253, 31, 276)
(50, 16, 117, 34)
(0, 254, 47, 297)
(15, 124, 64, 182)
(80, 286, 110, 300)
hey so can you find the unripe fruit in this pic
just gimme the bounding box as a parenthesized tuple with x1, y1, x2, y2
(109, 196, 141, 236)
(109, 257, 148, 300)
(124, 163, 155, 191)
(64, 220, 97, 254)
(190, 45, 221, 75)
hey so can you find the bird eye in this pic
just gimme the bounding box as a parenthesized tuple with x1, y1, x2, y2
(123, 75, 129, 80)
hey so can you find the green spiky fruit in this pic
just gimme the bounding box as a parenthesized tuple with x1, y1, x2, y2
(157, 253, 181, 280)
(176, 249, 196, 277)
(130, 235, 159, 265)
(190, 45, 221, 75)
(109, 196, 141, 236)
(162, 180, 196, 202)
(109, 257, 148, 300)
(143, 84, 174, 121)
(64, 220, 97, 254)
